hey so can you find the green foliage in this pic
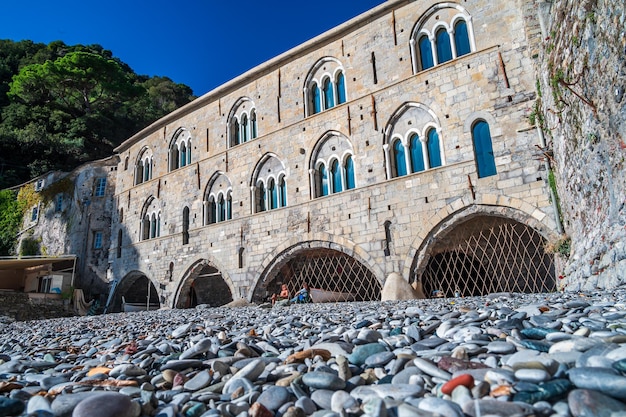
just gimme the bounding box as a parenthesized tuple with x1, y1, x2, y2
(545, 235, 571, 257)
(19, 234, 41, 256)
(0, 40, 195, 189)
(0, 189, 25, 255)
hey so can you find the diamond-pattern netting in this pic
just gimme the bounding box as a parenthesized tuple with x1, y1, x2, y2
(267, 249, 381, 302)
(417, 216, 555, 298)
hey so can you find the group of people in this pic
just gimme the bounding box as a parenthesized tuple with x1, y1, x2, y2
(271, 282, 312, 305)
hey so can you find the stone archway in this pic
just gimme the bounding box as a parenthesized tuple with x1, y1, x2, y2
(253, 243, 381, 303)
(174, 260, 233, 308)
(108, 271, 160, 313)
(413, 215, 555, 298)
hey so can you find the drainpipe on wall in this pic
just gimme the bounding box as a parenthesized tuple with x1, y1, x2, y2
(536, 125, 564, 234)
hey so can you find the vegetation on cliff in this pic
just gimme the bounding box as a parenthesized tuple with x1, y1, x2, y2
(0, 40, 195, 189)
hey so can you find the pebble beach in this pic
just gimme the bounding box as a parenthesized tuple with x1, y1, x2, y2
(2, 289, 626, 417)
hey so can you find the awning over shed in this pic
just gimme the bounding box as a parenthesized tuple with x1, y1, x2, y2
(0, 256, 77, 271)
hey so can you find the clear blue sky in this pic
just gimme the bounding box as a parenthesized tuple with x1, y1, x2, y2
(1, 1, 385, 96)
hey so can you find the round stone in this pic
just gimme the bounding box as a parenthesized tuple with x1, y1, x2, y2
(302, 372, 346, 390)
(256, 386, 291, 411)
(71, 393, 135, 417)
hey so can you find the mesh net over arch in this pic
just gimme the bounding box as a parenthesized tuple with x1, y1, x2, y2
(259, 248, 381, 303)
(415, 216, 556, 298)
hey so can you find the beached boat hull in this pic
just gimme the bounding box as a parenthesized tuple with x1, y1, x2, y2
(310, 288, 356, 303)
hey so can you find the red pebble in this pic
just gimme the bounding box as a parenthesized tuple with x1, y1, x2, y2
(441, 373, 475, 395)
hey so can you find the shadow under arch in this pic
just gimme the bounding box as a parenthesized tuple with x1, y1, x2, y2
(251, 239, 383, 304)
(173, 259, 234, 308)
(408, 204, 557, 298)
(108, 270, 160, 313)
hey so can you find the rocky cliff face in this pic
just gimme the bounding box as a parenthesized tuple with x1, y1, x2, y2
(538, 0, 626, 289)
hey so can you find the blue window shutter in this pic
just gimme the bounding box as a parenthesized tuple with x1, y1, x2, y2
(410, 134, 425, 173)
(323, 78, 334, 109)
(331, 160, 342, 193)
(436, 28, 452, 63)
(427, 129, 442, 168)
(336, 72, 346, 104)
(279, 177, 287, 207)
(454, 20, 471, 56)
(473, 121, 497, 177)
(313, 84, 322, 114)
(319, 164, 328, 196)
(393, 139, 407, 177)
(345, 156, 355, 190)
(419, 35, 434, 70)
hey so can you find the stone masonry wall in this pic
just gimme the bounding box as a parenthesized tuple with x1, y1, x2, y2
(537, 0, 626, 290)
(109, 0, 560, 306)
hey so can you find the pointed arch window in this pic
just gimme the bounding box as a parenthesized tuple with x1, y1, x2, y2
(233, 119, 241, 145)
(419, 35, 434, 70)
(142, 215, 150, 240)
(473, 120, 497, 178)
(427, 129, 442, 168)
(454, 20, 471, 57)
(268, 178, 278, 210)
(393, 139, 408, 177)
(436, 28, 452, 64)
(206, 196, 217, 224)
(180, 142, 187, 168)
(336, 71, 346, 104)
(345, 155, 355, 190)
(150, 213, 157, 239)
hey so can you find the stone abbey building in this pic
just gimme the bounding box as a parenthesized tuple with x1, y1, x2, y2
(98, 0, 561, 310)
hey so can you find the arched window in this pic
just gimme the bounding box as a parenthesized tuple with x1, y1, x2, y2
(323, 78, 334, 110)
(436, 28, 452, 64)
(117, 229, 122, 258)
(182, 207, 190, 245)
(331, 159, 342, 193)
(319, 163, 329, 196)
(156, 213, 161, 237)
(278, 176, 287, 208)
(228, 99, 258, 147)
(217, 194, 226, 222)
(233, 119, 241, 145)
(226, 191, 233, 220)
(454, 20, 471, 57)
(345, 155, 355, 190)
(170, 129, 192, 171)
(305, 58, 346, 116)
(180, 142, 187, 168)
(150, 213, 157, 239)
(142, 215, 150, 240)
(427, 129, 442, 168)
(241, 114, 249, 143)
(207, 196, 216, 224)
(473, 121, 497, 178)
(258, 182, 266, 212)
(268, 178, 278, 210)
(313, 83, 322, 114)
(419, 35, 434, 70)
(250, 110, 258, 139)
(336, 71, 346, 105)
(393, 139, 407, 177)
(410, 134, 425, 173)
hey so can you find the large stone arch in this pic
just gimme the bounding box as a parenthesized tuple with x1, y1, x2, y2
(173, 258, 235, 308)
(405, 197, 560, 298)
(108, 270, 160, 313)
(251, 233, 385, 303)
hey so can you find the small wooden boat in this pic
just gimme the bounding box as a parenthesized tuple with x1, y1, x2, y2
(309, 288, 356, 303)
(122, 296, 160, 312)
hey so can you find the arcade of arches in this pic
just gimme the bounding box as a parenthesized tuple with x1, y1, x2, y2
(111, 215, 555, 310)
